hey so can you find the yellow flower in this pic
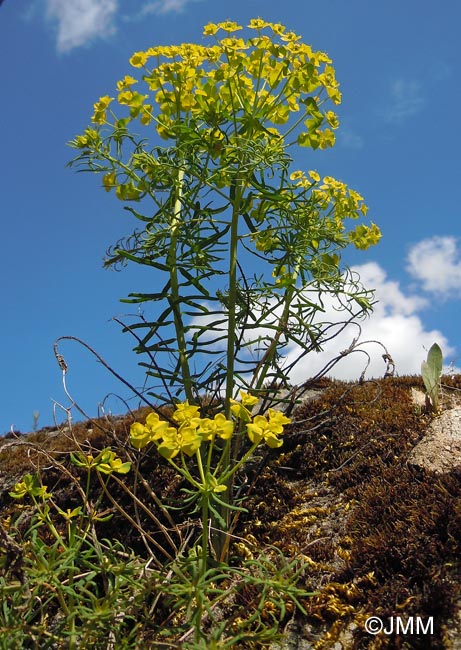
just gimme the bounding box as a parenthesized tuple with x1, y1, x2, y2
(73, 134, 89, 148)
(129, 51, 148, 67)
(269, 23, 286, 36)
(308, 170, 320, 182)
(129, 422, 152, 449)
(70, 449, 131, 474)
(118, 90, 134, 105)
(216, 21, 243, 34)
(9, 474, 51, 500)
(240, 391, 259, 407)
(271, 104, 290, 124)
(96, 95, 113, 108)
(267, 408, 291, 431)
(58, 506, 82, 520)
(318, 128, 336, 149)
(71, 128, 100, 148)
(115, 182, 142, 201)
(290, 170, 305, 181)
(220, 37, 248, 52)
(349, 223, 381, 250)
(145, 412, 171, 435)
(158, 424, 202, 459)
(265, 126, 282, 138)
(230, 391, 259, 422)
(287, 95, 300, 112)
(91, 95, 114, 124)
(95, 449, 131, 475)
(349, 189, 364, 204)
(367, 222, 381, 244)
(145, 46, 159, 58)
(325, 110, 339, 129)
(175, 424, 202, 456)
(102, 171, 117, 192)
(140, 105, 153, 125)
(203, 22, 219, 36)
(196, 413, 234, 441)
(207, 475, 227, 493)
(116, 75, 138, 91)
(280, 31, 301, 43)
(248, 18, 271, 31)
(130, 412, 175, 449)
(230, 403, 251, 422)
(246, 413, 286, 448)
(173, 400, 201, 424)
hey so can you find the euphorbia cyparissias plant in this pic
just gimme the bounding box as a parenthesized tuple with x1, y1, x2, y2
(69, 18, 381, 416)
(68, 19, 381, 557)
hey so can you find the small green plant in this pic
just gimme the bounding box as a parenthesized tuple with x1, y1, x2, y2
(1, 453, 141, 650)
(3, 442, 314, 648)
(421, 342, 443, 411)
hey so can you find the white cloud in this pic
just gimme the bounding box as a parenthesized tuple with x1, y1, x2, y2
(383, 79, 425, 123)
(285, 263, 449, 381)
(355, 262, 427, 315)
(406, 236, 461, 297)
(136, 0, 200, 16)
(188, 261, 454, 384)
(287, 306, 450, 383)
(46, 0, 118, 52)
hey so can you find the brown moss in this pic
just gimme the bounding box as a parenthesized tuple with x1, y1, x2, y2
(235, 376, 461, 648)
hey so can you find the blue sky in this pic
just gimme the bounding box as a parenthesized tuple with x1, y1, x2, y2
(1, 0, 460, 434)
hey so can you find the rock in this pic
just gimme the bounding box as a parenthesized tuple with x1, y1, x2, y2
(410, 387, 427, 409)
(407, 407, 461, 474)
(254, 387, 325, 417)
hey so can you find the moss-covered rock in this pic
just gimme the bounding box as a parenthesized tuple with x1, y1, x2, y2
(1, 376, 461, 648)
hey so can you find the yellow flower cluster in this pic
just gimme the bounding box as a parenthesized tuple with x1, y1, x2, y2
(247, 408, 291, 448)
(70, 449, 131, 475)
(92, 95, 114, 124)
(348, 222, 382, 250)
(10, 452, 131, 503)
(286, 171, 381, 250)
(69, 127, 101, 149)
(130, 392, 291, 459)
(312, 176, 375, 236)
(83, 18, 340, 153)
(9, 473, 52, 500)
(69, 18, 380, 255)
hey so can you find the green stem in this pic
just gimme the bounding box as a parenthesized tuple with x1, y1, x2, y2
(168, 164, 194, 402)
(33, 497, 67, 551)
(213, 178, 244, 559)
(201, 494, 209, 576)
(193, 448, 210, 643)
(224, 178, 244, 417)
(219, 441, 259, 484)
(195, 449, 210, 568)
(54, 584, 77, 650)
(192, 490, 209, 644)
